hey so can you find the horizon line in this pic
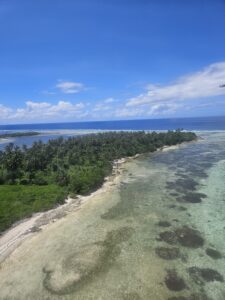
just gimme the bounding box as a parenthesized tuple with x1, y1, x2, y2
(0, 114, 225, 127)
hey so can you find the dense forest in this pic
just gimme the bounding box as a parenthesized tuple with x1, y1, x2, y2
(0, 130, 196, 232)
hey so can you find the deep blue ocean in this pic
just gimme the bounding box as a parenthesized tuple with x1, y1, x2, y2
(1, 116, 225, 131)
(1, 116, 225, 150)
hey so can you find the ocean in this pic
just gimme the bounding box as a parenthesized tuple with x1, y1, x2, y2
(1, 115, 225, 131)
(1, 115, 225, 150)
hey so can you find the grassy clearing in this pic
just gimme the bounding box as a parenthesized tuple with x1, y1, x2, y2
(0, 185, 67, 233)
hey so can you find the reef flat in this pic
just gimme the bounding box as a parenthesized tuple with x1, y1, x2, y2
(0, 132, 225, 299)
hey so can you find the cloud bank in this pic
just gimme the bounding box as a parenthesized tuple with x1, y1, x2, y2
(0, 101, 86, 123)
(1, 62, 225, 123)
(126, 62, 225, 113)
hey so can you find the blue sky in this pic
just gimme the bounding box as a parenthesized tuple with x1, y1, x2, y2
(0, 0, 225, 124)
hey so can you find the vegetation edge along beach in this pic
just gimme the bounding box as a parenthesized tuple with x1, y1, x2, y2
(0, 130, 197, 234)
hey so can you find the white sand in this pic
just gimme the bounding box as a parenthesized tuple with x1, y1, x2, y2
(0, 156, 130, 263)
(0, 138, 13, 144)
(0, 144, 185, 264)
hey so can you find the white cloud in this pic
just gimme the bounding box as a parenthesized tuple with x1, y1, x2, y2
(48, 101, 84, 113)
(0, 104, 12, 118)
(26, 101, 51, 110)
(2, 61, 225, 123)
(0, 101, 86, 123)
(127, 61, 225, 107)
(93, 104, 111, 112)
(115, 108, 144, 118)
(148, 103, 181, 115)
(104, 97, 116, 103)
(92, 98, 116, 112)
(56, 81, 84, 94)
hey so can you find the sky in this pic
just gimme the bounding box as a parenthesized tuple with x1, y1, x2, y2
(0, 0, 225, 124)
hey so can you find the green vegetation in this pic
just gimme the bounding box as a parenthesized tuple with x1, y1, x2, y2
(0, 130, 196, 232)
(0, 185, 66, 232)
(0, 131, 40, 139)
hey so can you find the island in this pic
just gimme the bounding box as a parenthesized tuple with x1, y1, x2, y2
(0, 131, 40, 139)
(0, 130, 196, 233)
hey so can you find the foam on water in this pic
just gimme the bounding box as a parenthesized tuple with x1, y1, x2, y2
(0, 132, 225, 299)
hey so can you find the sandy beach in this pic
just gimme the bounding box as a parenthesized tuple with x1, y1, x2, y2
(0, 140, 189, 267)
(0, 138, 13, 144)
(0, 156, 131, 264)
(0, 144, 184, 265)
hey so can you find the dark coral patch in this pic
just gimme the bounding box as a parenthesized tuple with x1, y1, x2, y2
(177, 193, 206, 204)
(155, 247, 180, 260)
(184, 193, 206, 203)
(157, 221, 171, 227)
(167, 178, 199, 193)
(175, 178, 198, 190)
(173, 219, 179, 222)
(168, 204, 177, 209)
(170, 193, 179, 197)
(178, 206, 187, 211)
(159, 227, 204, 248)
(159, 231, 177, 245)
(188, 267, 224, 285)
(175, 227, 204, 248)
(166, 181, 178, 190)
(206, 248, 222, 259)
(165, 270, 186, 291)
(200, 268, 224, 282)
(175, 173, 189, 179)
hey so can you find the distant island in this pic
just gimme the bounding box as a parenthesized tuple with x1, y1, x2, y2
(0, 131, 40, 139)
(0, 130, 196, 232)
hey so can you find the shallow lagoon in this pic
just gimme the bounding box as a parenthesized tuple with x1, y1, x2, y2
(0, 132, 225, 299)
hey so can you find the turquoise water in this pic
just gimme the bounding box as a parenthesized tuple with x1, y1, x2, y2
(0, 132, 225, 299)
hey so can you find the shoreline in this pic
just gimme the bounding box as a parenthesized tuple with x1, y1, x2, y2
(0, 141, 194, 264)
(0, 155, 132, 263)
(0, 138, 13, 144)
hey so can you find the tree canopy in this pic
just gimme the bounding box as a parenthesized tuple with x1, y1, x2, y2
(0, 130, 197, 232)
